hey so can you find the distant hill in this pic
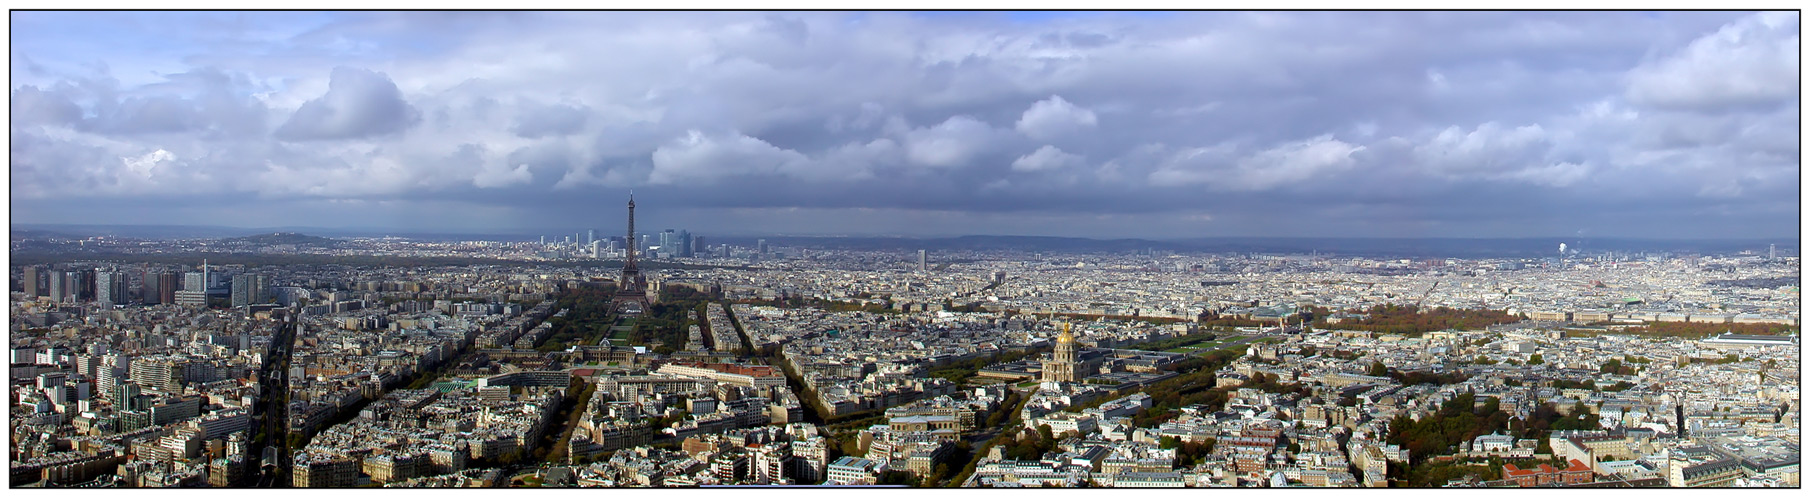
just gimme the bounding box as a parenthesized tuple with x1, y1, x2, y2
(706, 235, 1794, 259)
(223, 232, 341, 246)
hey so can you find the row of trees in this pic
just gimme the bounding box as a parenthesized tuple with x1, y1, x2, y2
(925, 347, 1048, 384)
(541, 377, 599, 464)
(1242, 371, 1312, 397)
(627, 286, 719, 353)
(1315, 304, 1520, 336)
(1366, 361, 1470, 385)
(538, 287, 622, 351)
(1624, 321, 1796, 338)
(1128, 331, 1220, 352)
(1126, 347, 1249, 428)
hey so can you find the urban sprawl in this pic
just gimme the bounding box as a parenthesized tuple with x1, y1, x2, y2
(7, 215, 1800, 488)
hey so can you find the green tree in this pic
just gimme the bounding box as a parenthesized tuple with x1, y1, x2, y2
(1528, 354, 1544, 365)
(1368, 360, 1389, 377)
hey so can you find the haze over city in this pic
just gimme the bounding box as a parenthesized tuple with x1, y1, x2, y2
(7, 9, 1805, 491)
(9, 11, 1800, 238)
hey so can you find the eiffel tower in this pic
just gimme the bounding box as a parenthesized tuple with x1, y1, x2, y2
(612, 193, 651, 315)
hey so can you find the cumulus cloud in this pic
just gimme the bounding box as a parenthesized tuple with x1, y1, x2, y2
(1151, 135, 1364, 190)
(648, 130, 811, 184)
(1232, 135, 1365, 189)
(121, 149, 176, 179)
(274, 67, 420, 141)
(1626, 12, 1799, 111)
(1414, 123, 1553, 176)
(1015, 95, 1098, 141)
(1012, 145, 1084, 172)
(902, 115, 1006, 168)
(5, 11, 1796, 237)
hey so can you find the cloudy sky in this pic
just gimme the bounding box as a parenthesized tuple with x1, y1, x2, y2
(8, 11, 1800, 239)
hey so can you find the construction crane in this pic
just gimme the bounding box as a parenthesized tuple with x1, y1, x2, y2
(1416, 281, 1439, 308)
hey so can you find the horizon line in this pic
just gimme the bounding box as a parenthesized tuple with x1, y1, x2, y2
(8, 222, 1800, 243)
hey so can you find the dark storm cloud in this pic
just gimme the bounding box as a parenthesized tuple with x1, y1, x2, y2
(273, 66, 419, 141)
(7, 11, 1799, 238)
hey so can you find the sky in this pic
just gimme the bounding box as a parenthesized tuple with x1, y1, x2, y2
(7, 11, 1802, 239)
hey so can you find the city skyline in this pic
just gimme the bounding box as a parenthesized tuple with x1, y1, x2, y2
(9, 11, 1801, 239)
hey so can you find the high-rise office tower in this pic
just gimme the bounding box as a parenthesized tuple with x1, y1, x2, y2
(692, 235, 706, 257)
(158, 272, 178, 305)
(96, 271, 125, 305)
(231, 275, 252, 307)
(918, 250, 928, 271)
(65, 271, 84, 302)
(48, 270, 68, 303)
(141, 270, 160, 304)
(679, 230, 693, 258)
(587, 229, 595, 246)
(757, 239, 769, 255)
(23, 266, 42, 297)
(76, 269, 95, 301)
(1770, 244, 1776, 260)
(185, 272, 208, 293)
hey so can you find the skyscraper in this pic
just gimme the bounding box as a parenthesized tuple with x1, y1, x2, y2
(757, 239, 769, 255)
(23, 266, 42, 297)
(96, 271, 125, 305)
(1770, 244, 1776, 260)
(612, 193, 651, 315)
(49, 270, 67, 303)
(158, 273, 178, 305)
(230, 275, 248, 307)
(231, 274, 270, 307)
(587, 229, 595, 246)
(66, 271, 84, 302)
(918, 250, 928, 271)
(141, 269, 160, 304)
(76, 269, 95, 301)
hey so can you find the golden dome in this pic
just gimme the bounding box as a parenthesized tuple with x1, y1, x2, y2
(1056, 323, 1074, 343)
